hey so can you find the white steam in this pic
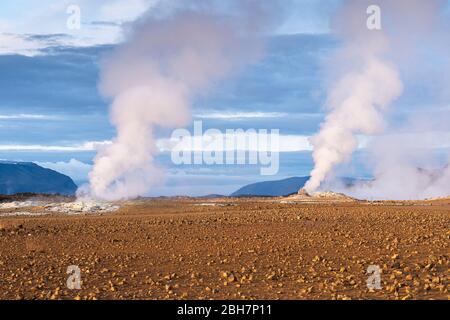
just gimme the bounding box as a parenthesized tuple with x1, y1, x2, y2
(306, 0, 450, 199)
(81, 1, 282, 200)
(304, 0, 404, 192)
(349, 132, 450, 200)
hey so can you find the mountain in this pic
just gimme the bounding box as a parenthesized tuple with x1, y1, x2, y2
(198, 194, 226, 199)
(0, 161, 77, 196)
(231, 177, 311, 197)
(231, 176, 361, 197)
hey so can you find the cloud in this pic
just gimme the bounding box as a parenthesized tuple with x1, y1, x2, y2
(0, 141, 111, 152)
(0, 46, 108, 114)
(0, 0, 341, 57)
(37, 158, 92, 182)
(0, 114, 61, 120)
(158, 133, 313, 153)
(194, 111, 289, 120)
(89, 21, 122, 27)
(0, 0, 158, 56)
(0, 32, 447, 152)
(0, 131, 446, 155)
(0, 33, 45, 56)
(0, 34, 333, 134)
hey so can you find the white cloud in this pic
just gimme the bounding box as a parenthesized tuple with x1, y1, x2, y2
(0, 113, 61, 120)
(194, 111, 289, 120)
(159, 132, 450, 154)
(1, 132, 446, 154)
(376, 132, 450, 149)
(0, 134, 310, 154)
(0, 33, 45, 56)
(37, 158, 92, 182)
(158, 133, 314, 153)
(0, 0, 159, 56)
(193, 111, 323, 120)
(0, 140, 111, 152)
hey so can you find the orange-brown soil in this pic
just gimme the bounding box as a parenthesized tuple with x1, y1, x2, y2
(0, 197, 448, 300)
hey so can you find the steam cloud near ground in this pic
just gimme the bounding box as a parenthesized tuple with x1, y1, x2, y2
(79, 0, 450, 201)
(306, 0, 450, 200)
(79, 0, 286, 200)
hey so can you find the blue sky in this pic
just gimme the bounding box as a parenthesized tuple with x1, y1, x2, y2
(1, 0, 449, 196)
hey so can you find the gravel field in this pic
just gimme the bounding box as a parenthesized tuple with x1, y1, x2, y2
(0, 197, 448, 300)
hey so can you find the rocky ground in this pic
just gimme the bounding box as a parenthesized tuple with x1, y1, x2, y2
(0, 197, 448, 300)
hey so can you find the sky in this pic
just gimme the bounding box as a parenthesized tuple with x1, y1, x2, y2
(1, 0, 449, 196)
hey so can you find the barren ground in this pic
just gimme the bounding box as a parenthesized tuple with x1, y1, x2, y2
(0, 197, 448, 300)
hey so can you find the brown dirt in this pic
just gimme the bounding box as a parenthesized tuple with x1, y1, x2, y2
(0, 198, 448, 300)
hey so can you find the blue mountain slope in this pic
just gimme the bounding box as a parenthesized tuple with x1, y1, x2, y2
(231, 177, 310, 197)
(0, 161, 77, 196)
(231, 176, 361, 197)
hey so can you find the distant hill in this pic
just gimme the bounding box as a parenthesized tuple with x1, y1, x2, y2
(231, 177, 310, 197)
(199, 194, 226, 199)
(0, 161, 77, 196)
(231, 176, 360, 197)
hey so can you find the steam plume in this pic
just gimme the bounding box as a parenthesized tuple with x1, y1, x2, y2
(83, 1, 282, 200)
(304, 0, 403, 192)
(305, 0, 450, 198)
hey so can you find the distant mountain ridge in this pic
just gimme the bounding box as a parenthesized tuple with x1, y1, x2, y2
(231, 177, 310, 197)
(231, 176, 359, 197)
(0, 161, 77, 196)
